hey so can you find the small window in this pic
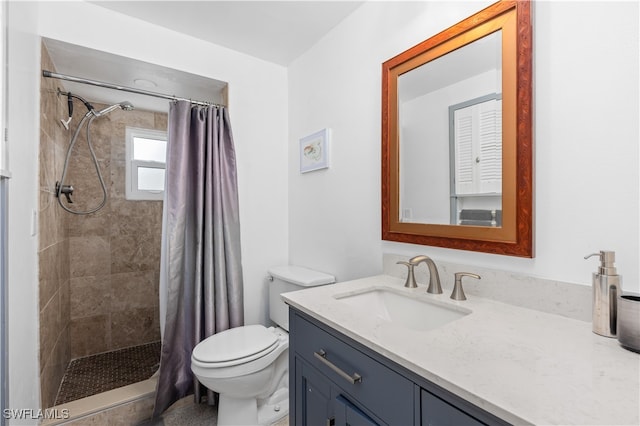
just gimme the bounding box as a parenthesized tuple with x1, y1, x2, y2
(125, 127, 167, 200)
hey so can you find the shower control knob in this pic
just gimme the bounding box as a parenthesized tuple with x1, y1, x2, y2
(56, 181, 75, 204)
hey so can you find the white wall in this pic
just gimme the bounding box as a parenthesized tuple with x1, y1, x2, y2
(289, 1, 640, 292)
(6, 2, 41, 420)
(7, 0, 290, 415)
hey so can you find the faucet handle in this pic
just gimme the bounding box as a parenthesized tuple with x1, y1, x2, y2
(396, 261, 418, 288)
(450, 272, 481, 301)
(55, 181, 74, 204)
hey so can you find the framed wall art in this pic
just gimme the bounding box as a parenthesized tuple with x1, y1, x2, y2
(299, 128, 330, 173)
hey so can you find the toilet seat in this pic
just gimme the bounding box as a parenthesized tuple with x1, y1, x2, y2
(192, 325, 279, 368)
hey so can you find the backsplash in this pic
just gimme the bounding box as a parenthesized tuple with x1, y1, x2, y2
(383, 253, 591, 322)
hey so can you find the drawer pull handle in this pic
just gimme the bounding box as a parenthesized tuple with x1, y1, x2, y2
(314, 349, 362, 384)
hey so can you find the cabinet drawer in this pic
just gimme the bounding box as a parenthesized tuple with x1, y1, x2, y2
(293, 314, 414, 425)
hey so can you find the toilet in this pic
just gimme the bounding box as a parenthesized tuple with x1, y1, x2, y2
(191, 265, 335, 426)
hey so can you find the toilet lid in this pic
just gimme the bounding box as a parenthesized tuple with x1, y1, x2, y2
(192, 325, 279, 365)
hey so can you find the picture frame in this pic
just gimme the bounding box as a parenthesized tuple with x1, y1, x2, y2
(299, 128, 330, 173)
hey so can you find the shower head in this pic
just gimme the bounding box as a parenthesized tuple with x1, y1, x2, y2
(120, 101, 134, 111)
(92, 101, 135, 117)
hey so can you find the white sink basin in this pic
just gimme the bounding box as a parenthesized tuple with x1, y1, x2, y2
(334, 287, 470, 331)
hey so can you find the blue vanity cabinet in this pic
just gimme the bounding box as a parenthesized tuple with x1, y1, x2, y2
(421, 389, 485, 426)
(290, 309, 412, 425)
(334, 394, 380, 425)
(294, 357, 335, 425)
(289, 308, 510, 426)
(295, 357, 384, 426)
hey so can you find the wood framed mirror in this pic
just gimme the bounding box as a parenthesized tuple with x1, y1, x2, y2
(382, 0, 533, 257)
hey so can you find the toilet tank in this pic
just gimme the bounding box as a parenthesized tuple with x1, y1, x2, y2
(268, 265, 335, 331)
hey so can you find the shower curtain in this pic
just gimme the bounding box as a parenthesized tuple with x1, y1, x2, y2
(153, 100, 244, 417)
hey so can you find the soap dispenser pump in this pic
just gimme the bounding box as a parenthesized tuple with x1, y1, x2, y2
(584, 250, 621, 337)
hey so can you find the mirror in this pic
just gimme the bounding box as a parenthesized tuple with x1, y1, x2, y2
(382, 0, 533, 257)
(398, 31, 502, 226)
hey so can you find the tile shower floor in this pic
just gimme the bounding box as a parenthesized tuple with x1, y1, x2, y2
(55, 341, 161, 405)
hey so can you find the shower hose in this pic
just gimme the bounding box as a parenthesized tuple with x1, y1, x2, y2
(56, 112, 108, 215)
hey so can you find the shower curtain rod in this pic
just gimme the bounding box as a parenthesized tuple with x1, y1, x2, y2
(42, 70, 223, 108)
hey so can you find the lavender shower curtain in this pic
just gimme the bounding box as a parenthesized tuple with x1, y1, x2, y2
(153, 101, 244, 417)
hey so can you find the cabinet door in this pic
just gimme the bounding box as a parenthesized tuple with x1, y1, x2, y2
(453, 97, 502, 196)
(421, 389, 485, 426)
(334, 394, 381, 426)
(295, 358, 335, 426)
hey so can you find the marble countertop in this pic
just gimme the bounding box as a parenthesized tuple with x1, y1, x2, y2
(282, 275, 640, 425)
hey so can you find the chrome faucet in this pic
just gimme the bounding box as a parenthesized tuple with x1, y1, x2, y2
(409, 255, 442, 294)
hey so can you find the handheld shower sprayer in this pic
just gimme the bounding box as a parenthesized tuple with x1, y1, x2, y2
(92, 101, 135, 117)
(56, 97, 134, 215)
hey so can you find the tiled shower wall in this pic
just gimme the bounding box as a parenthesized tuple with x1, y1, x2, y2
(39, 44, 72, 409)
(64, 103, 165, 360)
(39, 43, 166, 407)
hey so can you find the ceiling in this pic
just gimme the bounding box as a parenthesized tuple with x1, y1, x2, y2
(44, 1, 364, 113)
(90, 1, 364, 66)
(43, 38, 229, 113)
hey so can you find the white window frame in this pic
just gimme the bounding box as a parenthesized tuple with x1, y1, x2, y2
(125, 127, 167, 201)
